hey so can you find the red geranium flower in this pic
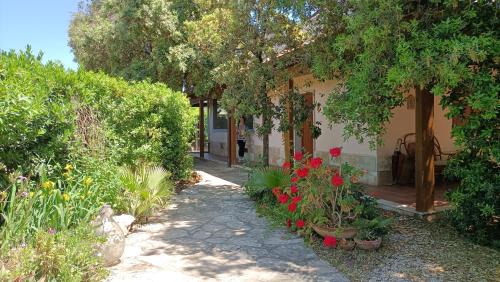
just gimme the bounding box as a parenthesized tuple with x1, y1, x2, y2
(329, 147, 342, 157)
(290, 185, 298, 194)
(291, 177, 299, 183)
(282, 161, 291, 169)
(278, 194, 289, 204)
(296, 167, 309, 178)
(291, 196, 302, 204)
(294, 151, 303, 161)
(323, 236, 337, 248)
(310, 157, 323, 169)
(296, 219, 305, 229)
(288, 202, 297, 212)
(331, 174, 344, 187)
(286, 218, 292, 228)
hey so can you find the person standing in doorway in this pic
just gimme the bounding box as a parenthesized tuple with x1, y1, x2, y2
(237, 117, 246, 161)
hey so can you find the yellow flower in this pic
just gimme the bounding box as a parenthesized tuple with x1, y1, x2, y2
(29, 192, 34, 198)
(63, 193, 70, 201)
(42, 180, 55, 190)
(83, 177, 93, 186)
(64, 164, 73, 171)
(62, 172, 71, 178)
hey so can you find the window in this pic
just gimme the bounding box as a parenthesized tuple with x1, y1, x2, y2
(212, 100, 254, 130)
(213, 100, 228, 129)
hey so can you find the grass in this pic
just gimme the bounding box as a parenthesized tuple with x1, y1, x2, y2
(256, 203, 500, 281)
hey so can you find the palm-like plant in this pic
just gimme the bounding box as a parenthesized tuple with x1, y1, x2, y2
(245, 167, 290, 201)
(119, 165, 173, 223)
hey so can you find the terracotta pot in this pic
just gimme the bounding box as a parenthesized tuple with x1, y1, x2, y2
(354, 237, 382, 250)
(338, 239, 355, 251)
(311, 224, 357, 239)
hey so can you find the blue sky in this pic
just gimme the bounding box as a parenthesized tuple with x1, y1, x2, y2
(0, 0, 80, 70)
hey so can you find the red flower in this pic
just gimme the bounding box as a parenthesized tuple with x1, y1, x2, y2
(286, 218, 292, 228)
(291, 196, 302, 204)
(294, 151, 303, 161)
(288, 202, 297, 212)
(323, 236, 337, 248)
(296, 167, 309, 178)
(282, 161, 291, 169)
(329, 147, 342, 157)
(331, 174, 344, 187)
(278, 194, 289, 204)
(310, 157, 323, 169)
(291, 177, 299, 183)
(290, 185, 298, 194)
(296, 219, 305, 229)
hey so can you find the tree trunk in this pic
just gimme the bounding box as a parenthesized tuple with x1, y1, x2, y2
(262, 98, 271, 167)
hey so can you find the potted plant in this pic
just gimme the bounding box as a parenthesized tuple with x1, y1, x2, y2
(353, 216, 392, 250)
(289, 148, 365, 239)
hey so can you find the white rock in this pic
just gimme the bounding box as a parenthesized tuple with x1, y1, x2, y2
(113, 214, 136, 236)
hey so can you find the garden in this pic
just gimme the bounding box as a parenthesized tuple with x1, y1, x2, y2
(0, 50, 196, 280)
(244, 148, 500, 280)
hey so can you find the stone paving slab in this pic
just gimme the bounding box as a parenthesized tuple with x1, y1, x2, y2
(107, 159, 348, 282)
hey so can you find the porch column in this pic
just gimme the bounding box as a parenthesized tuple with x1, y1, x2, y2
(227, 112, 237, 167)
(415, 87, 435, 212)
(284, 79, 294, 162)
(199, 98, 205, 158)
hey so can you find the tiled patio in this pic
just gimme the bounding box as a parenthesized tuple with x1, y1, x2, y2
(364, 184, 451, 209)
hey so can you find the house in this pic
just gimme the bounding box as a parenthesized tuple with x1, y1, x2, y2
(191, 71, 457, 213)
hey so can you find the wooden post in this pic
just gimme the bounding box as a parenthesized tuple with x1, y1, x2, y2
(199, 98, 205, 158)
(227, 112, 237, 167)
(284, 79, 294, 162)
(415, 87, 435, 212)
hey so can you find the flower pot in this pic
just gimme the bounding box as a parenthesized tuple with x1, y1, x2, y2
(311, 224, 357, 239)
(354, 237, 382, 250)
(338, 239, 355, 251)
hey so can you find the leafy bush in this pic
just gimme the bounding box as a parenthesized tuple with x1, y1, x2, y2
(0, 49, 76, 184)
(0, 224, 108, 281)
(119, 165, 174, 223)
(75, 72, 197, 180)
(445, 152, 500, 248)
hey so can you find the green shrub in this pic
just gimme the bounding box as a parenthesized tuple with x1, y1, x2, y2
(75, 72, 197, 180)
(0, 49, 76, 183)
(0, 224, 108, 282)
(119, 165, 174, 223)
(445, 152, 500, 248)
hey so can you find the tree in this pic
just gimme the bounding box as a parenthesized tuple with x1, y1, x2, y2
(69, 0, 197, 89)
(186, 0, 309, 166)
(305, 0, 499, 245)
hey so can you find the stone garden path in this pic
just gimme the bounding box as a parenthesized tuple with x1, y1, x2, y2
(107, 159, 347, 282)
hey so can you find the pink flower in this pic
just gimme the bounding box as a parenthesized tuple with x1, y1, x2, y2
(291, 177, 299, 183)
(291, 196, 302, 204)
(323, 236, 337, 248)
(296, 167, 309, 178)
(288, 202, 297, 212)
(331, 174, 344, 187)
(329, 147, 342, 157)
(310, 157, 323, 169)
(282, 161, 291, 169)
(290, 185, 298, 194)
(294, 151, 303, 161)
(278, 194, 289, 204)
(296, 219, 305, 229)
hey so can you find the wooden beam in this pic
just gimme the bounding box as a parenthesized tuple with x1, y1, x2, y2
(415, 87, 435, 212)
(227, 112, 237, 167)
(284, 79, 294, 162)
(199, 98, 205, 158)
